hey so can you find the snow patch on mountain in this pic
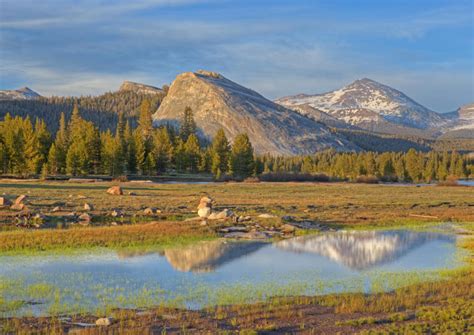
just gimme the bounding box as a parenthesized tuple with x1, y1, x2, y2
(0, 87, 41, 100)
(276, 78, 447, 131)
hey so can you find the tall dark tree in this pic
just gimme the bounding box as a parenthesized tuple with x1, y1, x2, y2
(210, 128, 230, 175)
(179, 106, 196, 142)
(229, 133, 255, 178)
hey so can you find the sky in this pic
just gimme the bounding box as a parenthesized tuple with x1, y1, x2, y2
(0, 0, 473, 112)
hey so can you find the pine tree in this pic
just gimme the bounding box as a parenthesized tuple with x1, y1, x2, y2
(134, 129, 147, 174)
(48, 143, 59, 174)
(405, 149, 423, 182)
(54, 112, 68, 173)
(125, 121, 137, 174)
(229, 133, 255, 179)
(185, 134, 201, 173)
(24, 117, 42, 174)
(138, 99, 153, 139)
(179, 106, 196, 142)
(174, 139, 187, 172)
(210, 128, 230, 175)
(153, 127, 174, 172)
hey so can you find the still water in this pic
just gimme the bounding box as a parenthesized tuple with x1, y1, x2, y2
(0, 230, 461, 316)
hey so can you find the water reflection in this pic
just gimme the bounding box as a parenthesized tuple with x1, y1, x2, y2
(164, 240, 266, 272)
(275, 230, 456, 270)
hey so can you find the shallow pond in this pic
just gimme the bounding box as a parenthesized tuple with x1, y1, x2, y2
(0, 230, 463, 316)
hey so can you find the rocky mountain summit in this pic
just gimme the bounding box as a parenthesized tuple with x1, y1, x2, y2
(153, 70, 359, 155)
(276, 78, 447, 135)
(119, 81, 163, 95)
(0, 87, 41, 100)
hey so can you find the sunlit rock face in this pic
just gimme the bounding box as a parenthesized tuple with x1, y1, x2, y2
(153, 70, 359, 155)
(164, 240, 265, 273)
(275, 231, 455, 270)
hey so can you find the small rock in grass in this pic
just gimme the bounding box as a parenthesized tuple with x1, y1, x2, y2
(84, 203, 93, 211)
(198, 207, 212, 218)
(281, 224, 296, 234)
(111, 209, 123, 217)
(52, 206, 61, 212)
(143, 207, 155, 215)
(14, 195, 28, 205)
(0, 197, 11, 206)
(77, 195, 87, 200)
(128, 191, 137, 196)
(78, 213, 92, 223)
(106, 186, 123, 195)
(258, 213, 277, 219)
(95, 317, 113, 326)
(10, 203, 26, 211)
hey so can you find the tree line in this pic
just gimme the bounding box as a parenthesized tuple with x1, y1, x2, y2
(0, 101, 472, 182)
(0, 102, 255, 179)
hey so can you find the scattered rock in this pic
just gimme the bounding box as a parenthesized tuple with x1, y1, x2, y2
(78, 213, 92, 223)
(208, 208, 234, 220)
(198, 207, 212, 218)
(258, 213, 277, 219)
(111, 209, 123, 217)
(10, 203, 26, 211)
(95, 317, 113, 326)
(52, 206, 61, 212)
(219, 226, 248, 233)
(106, 186, 123, 195)
(197, 196, 213, 209)
(128, 191, 137, 196)
(143, 207, 156, 215)
(14, 195, 28, 205)
(281, 224, 296, 234)
(0, 197, 11, 206)
(224, 231, 271, 240)
(84, 203, 93, 211)
(200, 220, 208, 226)
(237, 215, 252, 222)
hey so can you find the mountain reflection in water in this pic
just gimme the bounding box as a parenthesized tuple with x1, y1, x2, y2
(275, 230, 456, 270)
(164, 240, 266, 272)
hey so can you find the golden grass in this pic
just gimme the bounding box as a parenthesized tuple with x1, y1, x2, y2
(0, 221, 214, 253)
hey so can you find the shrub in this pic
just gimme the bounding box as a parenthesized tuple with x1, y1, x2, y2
(258, 172, 330, 182)
(355, 175, 379, 184)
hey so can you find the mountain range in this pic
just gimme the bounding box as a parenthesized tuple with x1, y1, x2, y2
(1, 71, 472, 154)
(275, 78, 472, 137)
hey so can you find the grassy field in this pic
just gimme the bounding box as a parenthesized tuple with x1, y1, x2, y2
(0, 180, 473, 333)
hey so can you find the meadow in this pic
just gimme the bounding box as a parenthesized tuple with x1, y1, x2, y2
(0, 180, 473, 334)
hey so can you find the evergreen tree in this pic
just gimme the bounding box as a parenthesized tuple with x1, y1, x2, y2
(54, 112, 69, 173)
(152, 127, 174, 172)
(405, 149, 423, 182)
(229, 133, 255, 178)
(179, 106, 196, 141)
(23, 117, 43, 174)
(210, 128, 230, 175)
(185, 134, 201, 173)
(138, 99, 153, 138)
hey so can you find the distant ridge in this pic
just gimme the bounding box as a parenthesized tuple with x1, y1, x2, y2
(276, 78, 447, 135)
(119, 81, 163, 95)
(0, 87, 41, 100)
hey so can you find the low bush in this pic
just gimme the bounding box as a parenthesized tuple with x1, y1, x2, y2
(258, 172, 330, 182)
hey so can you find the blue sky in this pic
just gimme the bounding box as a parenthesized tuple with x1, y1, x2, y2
(0, 0, 472, 112)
